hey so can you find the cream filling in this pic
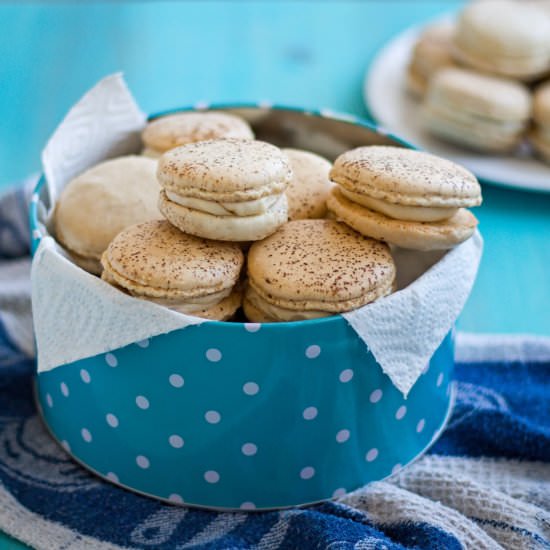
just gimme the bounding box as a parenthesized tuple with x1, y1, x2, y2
(166, 190, 281, 217)
(339, 188, 458, 222)
(133, 287, 232, 313)
(245, 286, 330, 321)
(102, 265, 233, 313)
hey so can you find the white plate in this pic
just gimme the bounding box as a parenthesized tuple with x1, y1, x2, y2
(364, 20, 550, 193)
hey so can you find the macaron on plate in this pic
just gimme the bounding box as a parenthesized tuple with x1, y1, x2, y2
(364, 16, 550, 193)
(31, 104, 457, 511)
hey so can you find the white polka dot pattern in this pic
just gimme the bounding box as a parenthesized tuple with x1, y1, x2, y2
(305, 345, 321, 359)
(339, 369, 354, 383)
(169, 374, 184, 388)
(302, 407, 318, 420)
(205, 410, 221, 424)
(243, 382, 259, 396)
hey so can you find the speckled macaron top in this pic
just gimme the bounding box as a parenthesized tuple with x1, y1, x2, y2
(283, 149, 333, 220)
(329, 146, 482, 208)
(533, 81, 550, 126)
(55, 156, 161, 260)
(101, 220, 244, 299)
(247, 220, 395, 310)
(142, 112, 254, 154)
(428, 67, 532, 121)
(157, 139, 293, 202)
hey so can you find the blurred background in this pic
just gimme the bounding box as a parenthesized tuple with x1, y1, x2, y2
(0, 1, 548, 336)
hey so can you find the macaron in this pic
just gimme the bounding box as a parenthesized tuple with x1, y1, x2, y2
(283, 149, 333, 220)
(101, 220, 244, 320)
(243, 219, 396, 322)
(157, 138, 291, 241)
(453, 0, 550, 80)
(142, 111, 254, 158)
(326, 146, 481, 251)
(54, 156, 161, 275)
(530, 80, 550, 162)
(406, 20, 456, 98)
(421, 67, 531, 153)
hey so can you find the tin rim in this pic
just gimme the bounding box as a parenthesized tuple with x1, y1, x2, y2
(28, 103, 417, 331)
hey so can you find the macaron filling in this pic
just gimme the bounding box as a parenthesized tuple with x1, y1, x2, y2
(339, 188, 458, 222)
(102, 255, 237, 315)
(165, 190, 282, 217)
(244, 286, 330, 321)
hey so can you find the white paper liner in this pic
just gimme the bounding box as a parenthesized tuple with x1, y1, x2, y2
(343, 231, 483, 396)
(32, 73, 483, 395)
(32, 237, 203, 373)
(41, 73, 146, 206)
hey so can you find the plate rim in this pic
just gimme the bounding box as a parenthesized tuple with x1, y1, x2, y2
(363, 16, 550, 194)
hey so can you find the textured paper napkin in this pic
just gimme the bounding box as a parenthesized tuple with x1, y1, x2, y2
(31, 74, 483, 396)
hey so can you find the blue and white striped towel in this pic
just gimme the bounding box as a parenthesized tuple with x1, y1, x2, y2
(0, 180, 549, 550)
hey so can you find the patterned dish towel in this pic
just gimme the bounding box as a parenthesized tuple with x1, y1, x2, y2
(0, 181, 549, 550)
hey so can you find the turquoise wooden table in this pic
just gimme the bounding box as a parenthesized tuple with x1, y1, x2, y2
(0, 2, 549, 547)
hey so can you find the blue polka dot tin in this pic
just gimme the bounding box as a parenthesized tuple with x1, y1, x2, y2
(31, 105, 455, 511)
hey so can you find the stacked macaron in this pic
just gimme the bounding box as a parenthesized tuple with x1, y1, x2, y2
(405, 0, 550, 158)
(141, 111, 254, 157)
(157, 138, 291, 241)
(282, 149, 333, 220)
(55, 156, 161, 274)
(406, 21, 456, 98)
(101, 221, 244, 320)
(453, 0, 550, 81)
(422, 67, 532, 153)
(326, 146, 481, 251)
(55, 111, 482, 323)
(243, 220, 395, 322)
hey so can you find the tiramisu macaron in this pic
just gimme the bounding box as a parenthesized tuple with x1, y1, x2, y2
(243, 219, 396, 322)
(142, 111, 254, 158)
(421, 67, 531, 153)
(54, 156, 161, 274)
(158, 138, 291, 241)
(326, 146, 481, 251)
(453, 0, 550, 80)
(407, 20, 456, 97)
(101, 220, 244, 320)
(283, 149, 333, 220)
(530, 81, 550, 162)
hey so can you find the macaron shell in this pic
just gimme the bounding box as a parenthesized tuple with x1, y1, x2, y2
(327, 188, 478, 251)
(174, 289, 242, 321)
(247, 219, 396, 311)
(157, 139, 292, 201)
(102, 220, 244, 297)
(426, 67, 532, 122)
(66, 250, 103, 276)
(453, 0, 550, 80)
(55, 156, 161, 260)
(283, 149, 333, 220)
(159, 189, 288, 242)
(245, 284, 346, 321)
(142, 112, 254, 154)
(421, 104, 525, 153)
(533, 80, 550, 126)
(242, 296, 277, 323)
(406, 21, 456, 97)
(330, 145, 481, 207)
